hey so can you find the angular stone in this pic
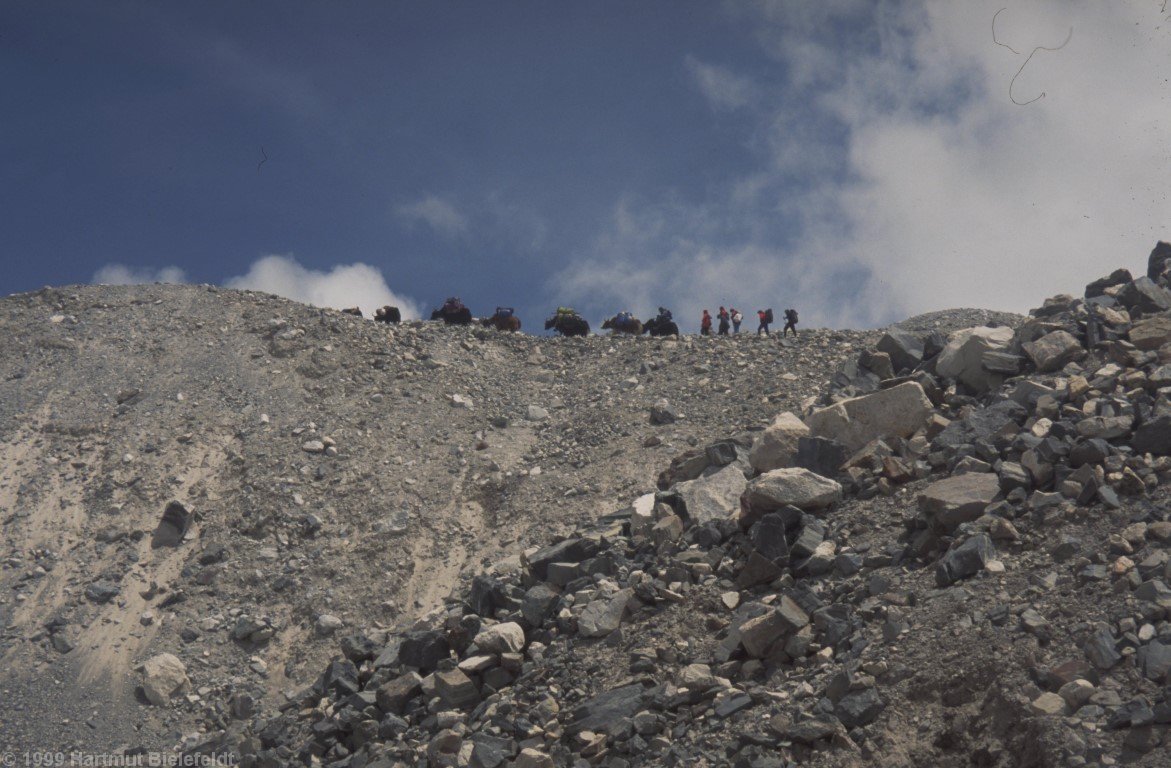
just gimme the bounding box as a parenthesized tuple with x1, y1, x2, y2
(935, 326, 1014, 393)
(935, 534, 996, 587)
(1129, 314, 1171, 350)
(920, 473, 1000, 531)
(805, 382, 934, 452)
(1133, 415, 1171, 456)
(375, 672, 423, 715)
(675, 464, 747, 525)
(140, 653, 189, 706)
(1140, 640, 1171, 682)
(1030, 692, 1066, 716)
(743, 468, 842, 524)
(1083, 626, 1122, 670)
(565, 683, 649, 737)
(85, 580, 120, 604)
(521, 584, 560, 628)
(474, 622, 525, 655)
(793, 436, 848, 477)
(836, 688, 884, 728)
(1120, 276, 1171, 315)
(877, 328, 924, 373)
(525, 538, 600, 580)
(398, 630, 451, 672)
(1022, 330, 1086, 373)
(578, 589, 633, 638)
(1086, 268, 1133, 297)
(151, 501, 193, 548)
(434, 668, 480, 708)
(1148, 241, 1171, 282)
(749, 412, 809, 473)
(749, 513, 790, 563)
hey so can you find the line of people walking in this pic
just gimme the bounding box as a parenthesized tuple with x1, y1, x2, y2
(699, 306, 798, 337)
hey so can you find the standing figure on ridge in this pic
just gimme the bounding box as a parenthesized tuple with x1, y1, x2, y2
(783, 308, 799, 337)
(700, 309, 712, 336)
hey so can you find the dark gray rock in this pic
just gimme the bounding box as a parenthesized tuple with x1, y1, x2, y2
(877, 329, 924, 373)
(1086, 268, 1134, 297)
(935, 534, 996, 587)
(84, 580, 120, 604)
(151, 500, 192, 548)
(398, 630, 450, 672)
(1139, 640, 1171, 683)
(1147, 241, 1171, 284)
(521, 583, 560, 627)
(749, 513, 790, 563)
(565, 683, 652, 737)
(793, 436, 848, 478)
(1120, 276, 1171, 315)
(1084, 626, 1122, 670)
(525, 538, 600, 580)
(1133, 415, 1171, 456)
(836, 688, 885, 729)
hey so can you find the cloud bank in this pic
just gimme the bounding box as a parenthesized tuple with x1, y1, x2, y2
(93, 264, 190, 285)
(224, 255, 421, 318)
(553, 0, 1171, 329)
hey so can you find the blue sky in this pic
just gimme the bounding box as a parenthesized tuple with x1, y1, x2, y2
(3, 1, 1169, 331)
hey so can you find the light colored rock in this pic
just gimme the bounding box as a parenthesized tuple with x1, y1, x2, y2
(804, 382, 933, 452)
(578, 589, 634, 638)
(514, 749, 555, 768)
(675, 464, 748, 525)
(743, 468, 842, 521)
(526, 405, 549, 421)
(629, 493, 657, 540)
(936, 326, 1014, 392)
(1029, 691, 1066, 716)
(1022, 330, 1086, 373)
(920, 473, 1001, 530)
(474, 622, 526, 654)
(450, 394, 473, 409)
(315, 614, 344, 635)
(1129, 314, 1171, 350)
(749, 412, 810, 473)
(141, 653, 189, 706)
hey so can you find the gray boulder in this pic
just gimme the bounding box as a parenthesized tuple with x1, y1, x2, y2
(805, 381, 933, 453)
(935, 326, 1014, 392)
(742, 468, 842, 524)
(749, 412, 809, 473)
(935, 534, 996, 587)
(877, 328, 924, 373)
(675, 463, 748, 525)
(1022, 330, 1085, 373)
(920, 473, 1000, 531)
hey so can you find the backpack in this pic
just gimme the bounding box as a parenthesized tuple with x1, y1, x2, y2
(764, 309, 774, 323)
(786, 309, 798, 322)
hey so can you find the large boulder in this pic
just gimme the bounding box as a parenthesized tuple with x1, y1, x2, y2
(742, 468, 842, 525)
(936, 534, 996, 587)
(474, 622, 525, 654)
(749, 412, 809, 473)
(1147, 241, 1171, 284)
(1086, 268, 1133, 298)
(674, 463, 748, 525)
(804, 382, 933, 453)
(920, 473, 1000, 530)
(876, 328, 924, 373)
(1022, 330, 1085, 373)
(1129, 314, 1171, 351)
(935, 326, 1014, 392)
(141, 653, 189, 706)
(1119, 277, 1171, 316)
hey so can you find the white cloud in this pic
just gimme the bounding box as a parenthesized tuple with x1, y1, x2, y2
(554, 0, 1171, 329)
(224, 255, 421, 318)
(93, 264, 189, 285)
(395, 195, 469, 238)
(685, 55, 757, 111)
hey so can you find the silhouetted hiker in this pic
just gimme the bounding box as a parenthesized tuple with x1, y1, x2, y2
(700, 309, 712, 336)
(757, 309, 772, 336)
(717, 307, 730, 335)
(783, 308, 798, 337)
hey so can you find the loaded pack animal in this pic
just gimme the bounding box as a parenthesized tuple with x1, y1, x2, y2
(482, 311, 522, 332)
(642, 316, 679, 337)
(431, 298, 473, 325)
(545, 310, 590, 337)
(601, 314, 642, 335)
(374, 306, 401, 324)
(341, 307, 363, 317)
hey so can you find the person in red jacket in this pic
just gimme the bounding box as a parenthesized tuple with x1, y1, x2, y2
(757, 309, 771, 336)
(700, 309, 712, 336)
